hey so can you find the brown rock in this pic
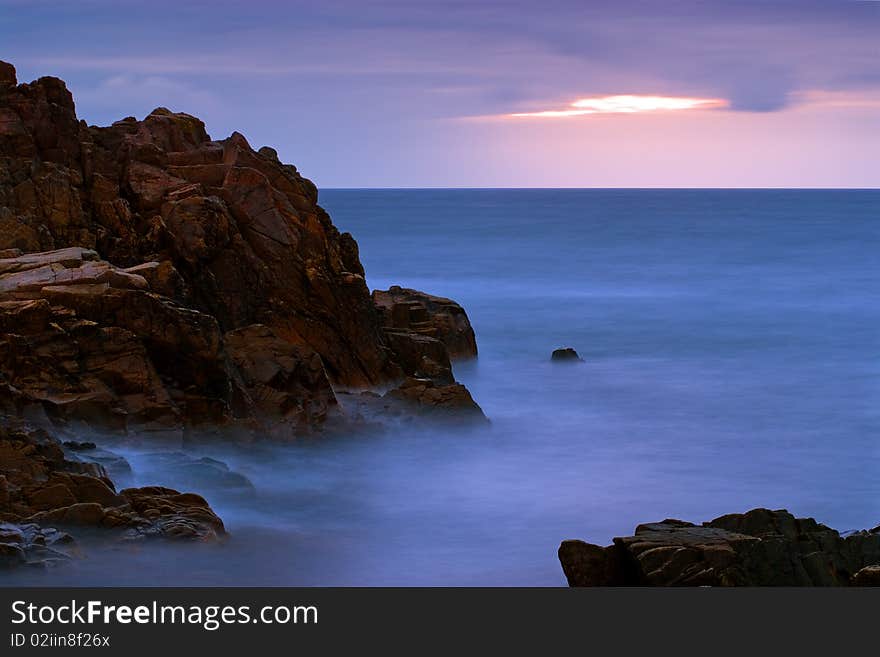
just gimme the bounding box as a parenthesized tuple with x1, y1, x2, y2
(0, 61, 488, 435)
(383, 331, 454, 384)
(0, 61, 15, 87)
(384, 377, 486, 422)
(373, 286, 477, 360)
(224, 324, 338, 434)
(123, 260, 187, 300)
(0, 68, 398, 387)
(27, 484, 77, 511)
(120, 486, 225, 541)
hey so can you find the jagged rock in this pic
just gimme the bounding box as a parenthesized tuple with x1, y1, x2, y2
(383, 377, 486, 422)
(117, 487, 225, 541)
(383, 331, 454, 384)
(0, 61, 16, 87)
(551, 347, 582, 362)
(123, 261, 188, 300)
(373, 286, 477, 360)
(0, 60, 483, 436)
(0, 248, 342, 435)
(559, 508, 880, 586)
(0, 63, 395, 387)
(224, 324, 338, 433)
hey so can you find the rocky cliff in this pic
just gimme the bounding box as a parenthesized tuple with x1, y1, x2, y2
(0, 60, 482, 570)
(0, 61, 393, 388)
(0, 60, 482, 437)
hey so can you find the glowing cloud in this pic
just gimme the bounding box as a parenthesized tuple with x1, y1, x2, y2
(510, 95, 728, 117)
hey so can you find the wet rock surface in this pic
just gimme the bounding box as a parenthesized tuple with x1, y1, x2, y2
(559, 508, 880, 586)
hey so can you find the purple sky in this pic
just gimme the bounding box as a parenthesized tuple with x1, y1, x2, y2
(2, 0, 879, 187)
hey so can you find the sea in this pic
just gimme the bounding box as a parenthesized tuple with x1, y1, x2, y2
(5, 189, 878, 586)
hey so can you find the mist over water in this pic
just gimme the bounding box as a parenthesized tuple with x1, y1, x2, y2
(6, 190, 879, 586)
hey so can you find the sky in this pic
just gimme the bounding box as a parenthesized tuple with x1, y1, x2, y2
(1, 0, 878, 187)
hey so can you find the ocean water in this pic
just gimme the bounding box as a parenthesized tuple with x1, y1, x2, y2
(5, 189, 879, 586)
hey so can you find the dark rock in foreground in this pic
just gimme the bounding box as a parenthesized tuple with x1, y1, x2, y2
(551, 347, 582, 362)
(559, 508, 880, 586)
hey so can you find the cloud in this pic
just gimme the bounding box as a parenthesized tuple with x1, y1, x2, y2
(509, 95, 728, 117)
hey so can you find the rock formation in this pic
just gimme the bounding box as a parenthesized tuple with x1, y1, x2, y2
(370, 286, 482, 419)
(0, 60, 485, 570)
(0, 247, 339, 436)
(373, 286, 477, 361)
(0, 60, 482, 435)
(559, 508, 880, 586)
(0, 62, 395, 387)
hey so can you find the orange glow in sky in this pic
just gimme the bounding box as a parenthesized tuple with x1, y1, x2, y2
(510, 94, 728, 117)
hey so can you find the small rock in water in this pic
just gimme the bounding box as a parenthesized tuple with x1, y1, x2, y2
(551, 347, 583, 362)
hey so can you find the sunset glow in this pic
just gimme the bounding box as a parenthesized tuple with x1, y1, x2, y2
(510, 95, 728, 118)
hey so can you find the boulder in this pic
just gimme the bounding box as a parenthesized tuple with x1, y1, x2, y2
(383, 377, 486, 422)
(373, 286, 477, 360)
(559, 508, 880, 586)
(551, 347, 582, 362)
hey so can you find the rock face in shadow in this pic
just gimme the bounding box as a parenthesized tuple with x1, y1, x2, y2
(0, 60, 483, 434)
(559, 508, 880, 586)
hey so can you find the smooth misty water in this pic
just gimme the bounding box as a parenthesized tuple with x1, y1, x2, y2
(6, 189, 879, 586)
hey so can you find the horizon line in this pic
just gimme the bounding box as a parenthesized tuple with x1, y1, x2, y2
(322, 186, 880, 191)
